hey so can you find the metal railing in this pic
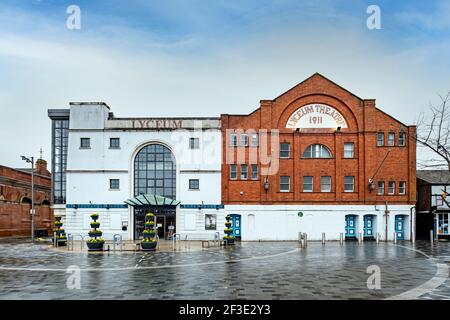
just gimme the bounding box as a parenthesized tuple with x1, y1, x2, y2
(65, 233, 85, 251)
(172, 233, 181, 251)
(113, 234, 123, 252)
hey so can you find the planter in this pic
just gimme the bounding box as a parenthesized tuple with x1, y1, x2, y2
(86, 241, 104, 251)
(141, 241, 157, 251)
(224, 237, 235, 245)
(90, 223, 100, 228)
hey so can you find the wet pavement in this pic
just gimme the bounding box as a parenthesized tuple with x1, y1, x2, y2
(0, 238, 449, 300)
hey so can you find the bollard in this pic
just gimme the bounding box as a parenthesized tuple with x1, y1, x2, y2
(376, 232, 380, 245)
(430, 230, 434, 246)
(411, 231, 415, 244)
(393, 232, 397, 244)
(321, 232, 326, 245)
(358, 232, 363, 245)
(53, 231, 57, 248)
(339, 232, 344, 246)
(304, 233, 308, 248)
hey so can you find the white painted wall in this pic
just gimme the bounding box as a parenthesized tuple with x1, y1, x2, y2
(225, 204, 413, 241)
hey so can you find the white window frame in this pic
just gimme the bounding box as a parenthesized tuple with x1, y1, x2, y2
(321, 176, 331, 192)
(230, 165, 237, 180)
(280, 143, 291, 158)
(251, 164, 258, 180)
(388, 181, 395, 195)
(240, 134, 249, 147)
(280, 176, 290, 192)
(343, 142, 354, 158)
(109, 179, 120, 190)
(399, 132, 406, 146)
(387, 132, 395, 146)
(230, 133, 238, 147)
(240, 164, 248, 180)
(377, 132, 384, 146)
(344, 176, 355, 192)
(399, 181, 406, 195)
(251, 133, 259, 147)
(377, 181, 385, 195)
(303, 176, 314, 192)
(189, 137, 200, 149)
(189, 179, 199, 190)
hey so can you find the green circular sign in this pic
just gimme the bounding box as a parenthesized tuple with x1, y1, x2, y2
(297, 212, 303, 217)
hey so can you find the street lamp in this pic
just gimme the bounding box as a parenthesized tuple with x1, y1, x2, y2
(21, 155, 35, 243)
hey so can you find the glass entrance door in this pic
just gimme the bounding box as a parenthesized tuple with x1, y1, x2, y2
(134, 205, 176, 240)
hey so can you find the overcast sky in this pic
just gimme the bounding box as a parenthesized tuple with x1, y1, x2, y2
(0, 0, 449, 168)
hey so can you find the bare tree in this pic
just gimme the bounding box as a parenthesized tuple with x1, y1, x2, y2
(416, 91, 450, 171)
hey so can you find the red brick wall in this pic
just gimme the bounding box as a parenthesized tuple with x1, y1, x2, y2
(221, 73, 416, 205)
(0, 164, 53, 237)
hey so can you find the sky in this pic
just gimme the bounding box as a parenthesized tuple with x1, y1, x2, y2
(0, 0, 449, 168)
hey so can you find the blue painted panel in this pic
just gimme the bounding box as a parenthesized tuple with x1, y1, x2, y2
(364, 215, 374, 237)
(230, 214, 241, 238)
(345, 215, 357, 238)
(395, 215, 405, 240)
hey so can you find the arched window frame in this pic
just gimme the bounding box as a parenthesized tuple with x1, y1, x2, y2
(302, 144, 333, 159)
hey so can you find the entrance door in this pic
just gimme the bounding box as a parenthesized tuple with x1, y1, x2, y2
(345, 215, 357, 239)
(363, 215, 374, 238)
(230, 214, 241, 240)
(156, 216, 165, 239)
(134, 205, 176, 240)
(395, 215, 405, 240)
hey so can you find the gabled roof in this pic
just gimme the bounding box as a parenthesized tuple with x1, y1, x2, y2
(273, 72, 364, 101)
(417, 170, 450, 185)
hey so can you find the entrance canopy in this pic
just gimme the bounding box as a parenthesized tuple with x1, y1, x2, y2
(124, 194, 180, 207)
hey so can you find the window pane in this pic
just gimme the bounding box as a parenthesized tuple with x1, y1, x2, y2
(230, 165, 237, 179)
(344, 176, 354, 192)
(241, 134, 248, 146)
(241, 164, 248, 180)
(388, 181, 395, 194)
(251, 133, 258, 146)
(378, 181, 384, 195)
(251, 164, 258, 180)
(388, 133, 395, 146)
(321, 176, 331, 192)
(399, 132, 406, 146)
(280, 176, 290, 192)
(344, 143, 354, 158)
(377, 133, 384, 146)
(303, 144, 332, 158)
(280, 143, 290, 158)
(303, 176, 313, 192)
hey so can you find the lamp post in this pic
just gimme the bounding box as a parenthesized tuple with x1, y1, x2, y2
(21, 155, 35, 243)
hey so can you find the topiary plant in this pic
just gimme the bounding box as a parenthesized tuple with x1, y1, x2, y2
(53, 216, 67, 246)
(223, 215, 235, 245)
(86, 213, 104, 251)
(141, 212, 158, 251)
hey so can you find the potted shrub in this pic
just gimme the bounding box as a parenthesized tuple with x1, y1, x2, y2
(53, 216, 67, 246)
(223, 215, 235, 245)
(141, 212, 158, 251)
(86, 213, 104, 251)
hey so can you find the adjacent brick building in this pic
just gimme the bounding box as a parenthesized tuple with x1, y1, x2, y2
(221, 73, 416, 241)
(0, 159, 53, 237)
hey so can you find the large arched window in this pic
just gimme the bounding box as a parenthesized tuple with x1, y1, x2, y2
(302, 144, 332, 158)
(134, 144, 176, 199)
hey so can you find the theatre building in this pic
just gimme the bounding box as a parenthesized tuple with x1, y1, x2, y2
(47, 73, 416, 242)
(221, 73, 416, 241)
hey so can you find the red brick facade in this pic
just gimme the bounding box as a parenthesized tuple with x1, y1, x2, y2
(221, 73, 416, 205)
(0, 159, 53, 237)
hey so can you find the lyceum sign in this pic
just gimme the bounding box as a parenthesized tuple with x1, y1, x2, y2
(286, 104, 347, 129)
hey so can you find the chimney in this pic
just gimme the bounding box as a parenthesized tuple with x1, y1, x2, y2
(35, 159, 50, 176)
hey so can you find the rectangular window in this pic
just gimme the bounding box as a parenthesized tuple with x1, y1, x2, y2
(230, 134, 238, 146)
(303, 176, 314, 192)
(230, 165, 237, 180)
(251, 133, 259, 147)
(240, 164, 248, 180)
(377, 132, 384, 146)
(378, 181, 385, 195)
(109, 138, 120, 149)
(109, 179, 120, 190)
(321, 176, 331, 192)
(80, 138, 90, 149)
(399, 132, 406, 146)
(280, 176, 290, 192)
(241, 134, 249, 147)
(189, 179, 199, 190)
(280, 143, 291, 158)
(399, 181, 406, 195)
(343, 143, 354, 158)
(205, 214, 217, 230)
(189, 137, 200, 149)
(388, 181, 395, 195)
(251, 164, 258, 180)
(344, 176, 355, 192)
(388, 132, 395, 146)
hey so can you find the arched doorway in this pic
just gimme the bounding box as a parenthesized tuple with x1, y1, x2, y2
(132, 143, 177, 240)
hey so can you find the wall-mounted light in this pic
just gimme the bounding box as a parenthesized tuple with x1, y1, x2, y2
(368, 178, 375, 192)
(336, 127, 342, 132)
(263, 177, 269, 191)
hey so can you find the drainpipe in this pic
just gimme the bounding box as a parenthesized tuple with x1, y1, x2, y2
(385, 201, 389, 242)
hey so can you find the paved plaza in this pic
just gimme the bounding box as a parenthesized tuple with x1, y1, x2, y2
(0, 238, 449, 300)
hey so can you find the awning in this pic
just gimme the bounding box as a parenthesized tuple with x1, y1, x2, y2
(124, 194, 180, 207)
